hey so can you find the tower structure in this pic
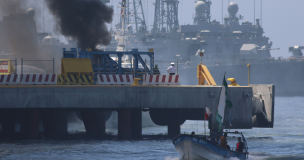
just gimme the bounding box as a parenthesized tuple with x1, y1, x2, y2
(152, 0, 161, 33)
(153, 0, 179, 33)
(118, 0, 147, 34)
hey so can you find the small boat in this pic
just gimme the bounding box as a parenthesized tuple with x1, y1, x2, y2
(173, 75, 249, 160)
(172, 131, 249, 160)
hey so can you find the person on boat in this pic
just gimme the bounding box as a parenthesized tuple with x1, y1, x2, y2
(236, 137, 244, 152)
(211, 137, 216, 141)
(154, 64, 160, 75)
(191, 131, 195, 136)
(167, 62, 176, 75)
(220, 133, 228, 149)
(216, 137, 221, 145)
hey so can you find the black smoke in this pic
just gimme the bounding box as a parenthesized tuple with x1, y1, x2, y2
(45, 0, 113, 50)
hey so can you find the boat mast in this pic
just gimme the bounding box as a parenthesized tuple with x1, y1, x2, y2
(204, 102, 206, 136)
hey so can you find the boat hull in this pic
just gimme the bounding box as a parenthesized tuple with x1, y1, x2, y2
(173, 135, 248, 160)
(175, 141, 223, 160)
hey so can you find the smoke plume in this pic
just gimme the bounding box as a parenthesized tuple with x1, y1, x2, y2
(0, 0, 24, 15)
(0, 0, 38, 54)
(45, 0, 113, 50)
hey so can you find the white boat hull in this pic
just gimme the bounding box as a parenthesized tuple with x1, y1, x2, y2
(173, 135, 248, 160)
(175, 140, 225, 160)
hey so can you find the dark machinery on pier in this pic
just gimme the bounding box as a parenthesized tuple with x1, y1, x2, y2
(62, 48, 154, 78)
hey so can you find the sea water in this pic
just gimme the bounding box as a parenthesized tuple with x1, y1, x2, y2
(0, 97, 303, 160)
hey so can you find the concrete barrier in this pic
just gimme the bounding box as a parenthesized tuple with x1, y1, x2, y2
(0, 74, 19, 85)
(97, 74, 134, 85)
(142, 75, 180, 86)
(20, 74, 57, 85)
(57, 74, 93, 85)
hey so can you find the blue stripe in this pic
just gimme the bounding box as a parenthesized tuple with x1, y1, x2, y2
(80, 75, 85, 82)
(67, 74, 72, 82)
(85, 75, 90, 82)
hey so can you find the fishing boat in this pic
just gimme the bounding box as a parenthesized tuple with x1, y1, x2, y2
(172, 131, 249, 160)
(172, 75, 249, 159)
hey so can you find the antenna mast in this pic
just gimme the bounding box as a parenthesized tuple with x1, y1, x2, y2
(222, 0, 223, 24)
(43, 0, 45, 32)
(254, 0, 255, 25)
(261, 0, 262, 26)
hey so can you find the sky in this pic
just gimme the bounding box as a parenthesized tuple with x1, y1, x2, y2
(1, 0, 303, 58)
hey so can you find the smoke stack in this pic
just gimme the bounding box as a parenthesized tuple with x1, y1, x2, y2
(45, 0, 113, 50)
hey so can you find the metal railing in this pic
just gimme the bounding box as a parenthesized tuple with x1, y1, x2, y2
(96, 58, 152, 77)
(21, 58, 55, 74)
(145, 59, 179, 75)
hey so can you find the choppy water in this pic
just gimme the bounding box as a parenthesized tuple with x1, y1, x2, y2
(0, 97, 303, 160)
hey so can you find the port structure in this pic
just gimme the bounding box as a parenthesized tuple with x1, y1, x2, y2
(118, 0, 147, 34)
(0, 84, 275, 139)
(0, 48, 275, 140)
(153, 0, 179, 33)
(62, 48, 154, 77)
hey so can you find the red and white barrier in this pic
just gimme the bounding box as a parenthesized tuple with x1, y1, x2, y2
(97, 74, 134, 85)
(143, 75, 180, 86)
(0, 74, 19, 85)
(20, 74, 57, 85)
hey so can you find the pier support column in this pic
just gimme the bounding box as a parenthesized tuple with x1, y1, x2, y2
(81, 110, 105, 137)
(118, 109, 132, 140)
(168, 109, 181, 138)
(131, 109, 142, 139)
(41, 109, 67, 137)
(0, 109, 15, 138)
(25, 109, 40, 139)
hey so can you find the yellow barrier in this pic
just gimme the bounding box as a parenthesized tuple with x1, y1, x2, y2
(61, 58, 93, 75)
(59, 58, 94, 85)
(57, 74, 94, 85)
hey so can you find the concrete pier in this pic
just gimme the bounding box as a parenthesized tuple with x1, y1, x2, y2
(0, 84, 275, 139)
(81, 110, 105, 137)
(168, 109, 181, 138)
(25, 109, 40, 139)
(41, 109, 67, 136)
(131, 109, 142, 139)
(0, 109, 15, 138)
(251, 84, 275, 128)
(118, 109, 132, 140)
(0, 85, 243, 109)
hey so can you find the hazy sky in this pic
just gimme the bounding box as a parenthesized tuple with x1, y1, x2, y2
(108, 0, 304, 58)
(3, 0, 301, 58)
